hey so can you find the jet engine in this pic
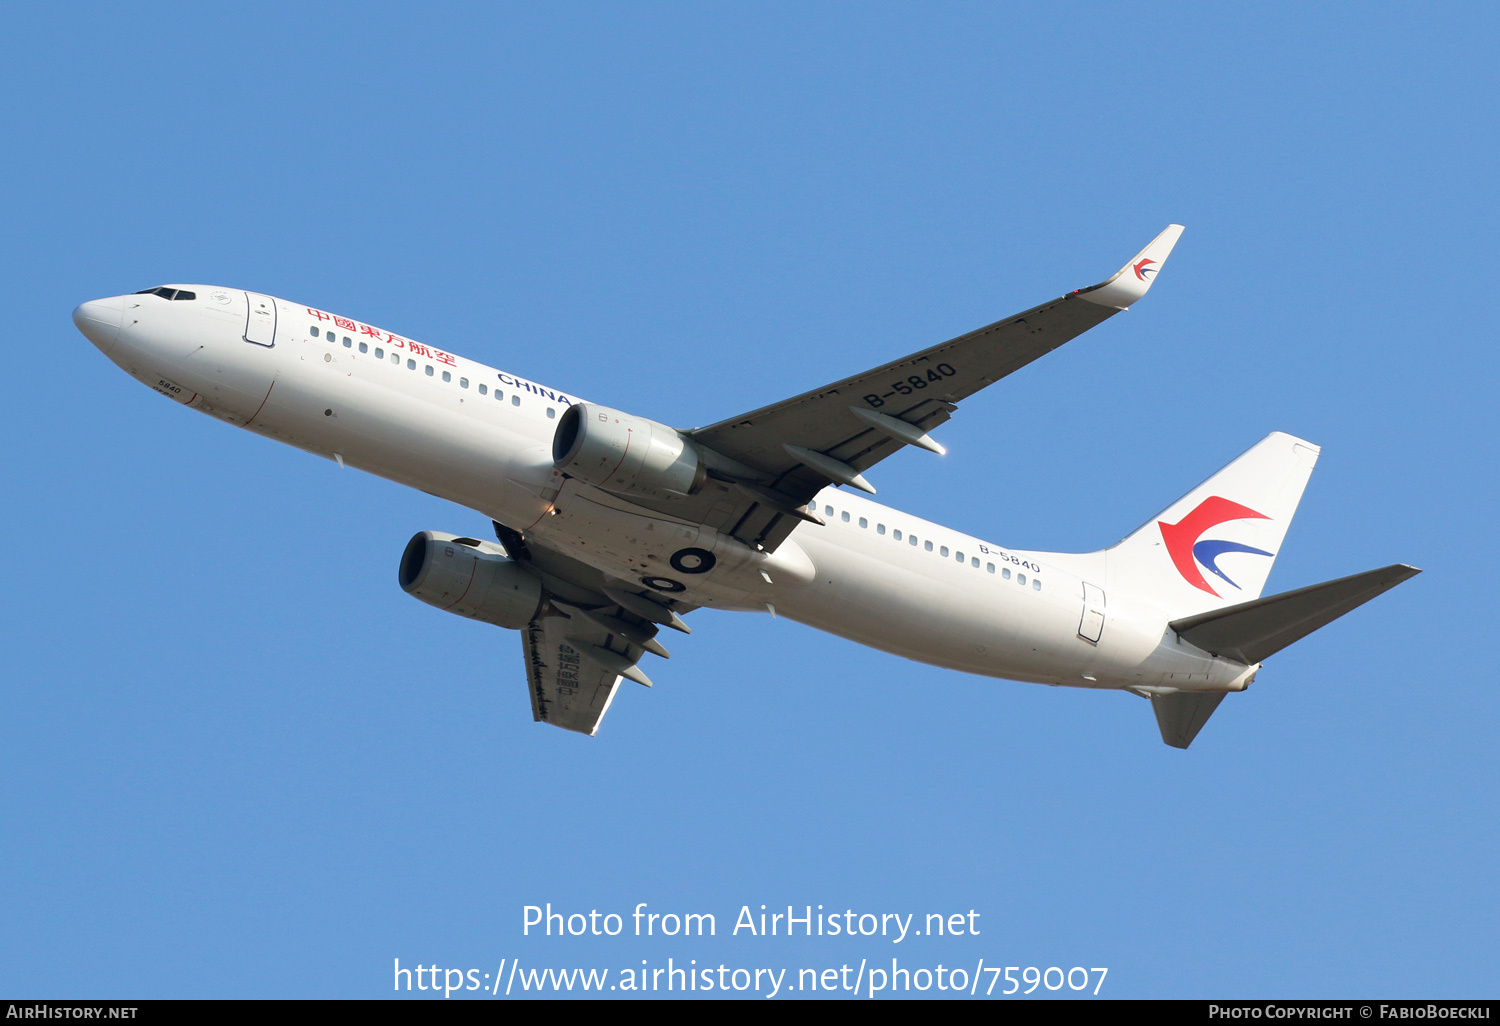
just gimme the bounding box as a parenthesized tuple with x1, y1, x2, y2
(398, 531, 542, 629)
(552, 402, 705, 500)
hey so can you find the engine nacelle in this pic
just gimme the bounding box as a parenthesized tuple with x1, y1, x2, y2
(398, 531, 542, 630)
(552, 402, 704, 500)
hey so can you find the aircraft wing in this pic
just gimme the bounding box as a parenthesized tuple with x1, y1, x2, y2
(679, 225, 1184, 552)
(495, 521, 688, 735)
(521, 611, 626, 736)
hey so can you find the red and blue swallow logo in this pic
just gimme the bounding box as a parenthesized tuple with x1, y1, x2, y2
(1159, 496, 1273, 597)
(1132, 258, 1157, 281)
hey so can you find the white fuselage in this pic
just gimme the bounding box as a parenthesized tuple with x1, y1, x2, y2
(76, 287, 1255, 697)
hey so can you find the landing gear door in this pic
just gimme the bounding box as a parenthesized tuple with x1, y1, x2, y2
(244, 292, 278, 347)
(1078, 583, 1106, 644)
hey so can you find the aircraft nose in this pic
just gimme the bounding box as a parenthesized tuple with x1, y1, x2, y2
(72, 295, 126, 351)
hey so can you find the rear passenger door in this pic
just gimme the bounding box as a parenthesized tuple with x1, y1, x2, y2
(1078, 583, 1106, 644)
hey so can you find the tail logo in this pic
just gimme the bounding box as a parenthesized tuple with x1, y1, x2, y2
(1159, 496, 1273, 597)
(1132, 258, 1158, 281)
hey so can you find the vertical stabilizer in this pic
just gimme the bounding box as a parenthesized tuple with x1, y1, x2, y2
(1109, 432, 1320, 618)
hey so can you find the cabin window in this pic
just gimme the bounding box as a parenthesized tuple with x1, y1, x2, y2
(987, 562, 995, 573)
(940, 546, 949, 557)
(310, 326, 319, 338)
(460, 378, 469, 389)
(955, 551, 963, 562)
(924, 540, 933, 552)
(841, 511, 850, 523)
(478, 383, 487, 395)
(859, 517, 868, 528)
(511, 395, 520, 406)
(547, 408, 556, 419)
(1002, 568, 1011, 579)
(1033, 579, 1042, 591)
(407, 359, 416, 370)
(893, 529, 901, 540)
(441, 370, 451, 382)
(359, 341, 368, 353)
(825, 505, 834, 516)
(425, 365, 434, 376)
(1017, 574, 1026, 586)
(877, 524, 885, 535)
(343, 337, 351, 347)
(909, 535, 917, 546)
(972, 557, 980, 568)
(391, 353, 400, 364)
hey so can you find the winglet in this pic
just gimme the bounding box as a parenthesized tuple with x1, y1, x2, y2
(1076, 224, 1185, 310)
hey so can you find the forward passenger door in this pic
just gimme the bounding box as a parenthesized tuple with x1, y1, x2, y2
(243, 292, 278, 346)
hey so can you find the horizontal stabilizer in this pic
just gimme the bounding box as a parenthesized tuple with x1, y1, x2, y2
(1169, 564, 1421, 665)
(1152, 691, 1227, 749)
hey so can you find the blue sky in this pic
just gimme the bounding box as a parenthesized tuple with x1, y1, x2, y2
(2, 2, 1496, 999)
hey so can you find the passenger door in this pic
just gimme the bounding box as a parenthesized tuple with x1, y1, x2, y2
(244, 292, 278, 346)
(1078, 583, 1106, 643)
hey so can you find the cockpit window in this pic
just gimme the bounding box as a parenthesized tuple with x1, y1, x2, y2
(132, 287, 196, 301)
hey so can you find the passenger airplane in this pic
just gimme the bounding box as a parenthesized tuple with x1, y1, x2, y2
(72, 225, 1417, 748)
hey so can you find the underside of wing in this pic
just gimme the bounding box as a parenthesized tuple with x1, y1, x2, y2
(669, 225, 1185, 552)
(521, 611, 626, 736)
(494, 521, 691, 735)
(693, 292, 1110, 470)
